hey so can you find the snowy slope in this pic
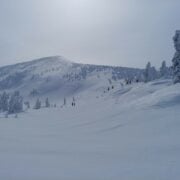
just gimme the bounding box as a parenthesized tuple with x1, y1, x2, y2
(0, 56, 143, 100)
(0, 78, 180, 180)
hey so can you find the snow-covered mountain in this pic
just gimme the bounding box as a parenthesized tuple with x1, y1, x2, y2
(1, 56, 180, 180)
(0, 56, 143, 99)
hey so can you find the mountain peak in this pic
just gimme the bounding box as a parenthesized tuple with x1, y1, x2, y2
(29, 56, 73, 65)
(0, 55, 143, 96)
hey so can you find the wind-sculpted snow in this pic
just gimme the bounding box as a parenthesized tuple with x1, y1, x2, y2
(0, 56, 179, 179)
(0, 79, 180, 179)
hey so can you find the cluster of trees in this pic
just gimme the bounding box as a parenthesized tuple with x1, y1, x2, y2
(0, 90, 53, 115)
(0, 91, 23, 114)
(34, 96, 79, 109)
(105, 60, 171, 86)
(139, 31, 180, 84)
(34, 97, 50, 109)
(110, 60, 172, 85)
(144, 61, 172, 83)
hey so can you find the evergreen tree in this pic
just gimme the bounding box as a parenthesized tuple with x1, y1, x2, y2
(144, 62, 158, 82)
(34, 98, 41, 109)
(144, 62, 151, 82)
(160, 61, 169, 77)
(0, 92, 9, 112)
(45, 98, 50, 108)
(150, 66, 158, 80)
(8, 91, 23, 114)
(172, 30, 180, 83)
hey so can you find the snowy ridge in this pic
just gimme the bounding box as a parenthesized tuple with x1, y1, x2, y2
(0, 56, 143, 99)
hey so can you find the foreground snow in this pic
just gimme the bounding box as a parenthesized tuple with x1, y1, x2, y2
(0, 79, 180, 180)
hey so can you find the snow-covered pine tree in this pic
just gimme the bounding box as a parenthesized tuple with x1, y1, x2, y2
(45, 97, 50, 108)
(172, 30, 180, 83)
(144, 62, 151, 82)
(144, 62, 158, 82)
(8, 91, 23, 114)
(160, 61, 169, 78)
(150, 66, 158, 80)
(34, 98, 41, 109)
(0, 92, 9, 112)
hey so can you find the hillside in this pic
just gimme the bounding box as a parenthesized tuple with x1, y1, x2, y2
(0, 56, 143, 100)
(0, 57, 179, 179)
(0, 78, 180, 179)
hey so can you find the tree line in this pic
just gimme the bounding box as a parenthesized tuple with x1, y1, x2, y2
(0, 91, 53, 115)
(0, 91, 23, 114)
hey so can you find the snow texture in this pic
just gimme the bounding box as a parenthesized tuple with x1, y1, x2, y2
(0, 76, 180, 180)
(0, 56, 178, 179)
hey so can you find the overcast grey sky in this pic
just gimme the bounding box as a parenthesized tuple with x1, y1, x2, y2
(0, 0, 179, 68)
